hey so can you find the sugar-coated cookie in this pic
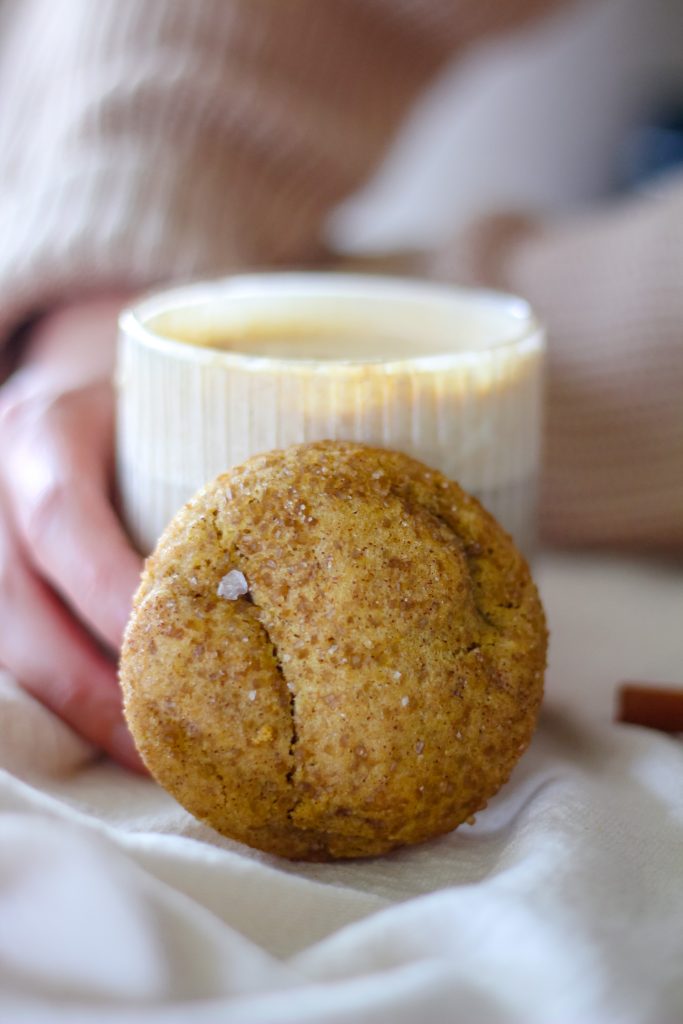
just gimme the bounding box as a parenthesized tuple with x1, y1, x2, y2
(121, 441, 546, 860)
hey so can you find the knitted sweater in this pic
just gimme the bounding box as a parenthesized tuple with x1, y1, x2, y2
(0, 0, 680, 547)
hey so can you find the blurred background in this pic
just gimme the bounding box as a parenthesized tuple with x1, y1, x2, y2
(329, 0, 683, 253)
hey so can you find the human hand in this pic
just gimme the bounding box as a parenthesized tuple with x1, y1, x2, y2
(0, 296, 146, 771)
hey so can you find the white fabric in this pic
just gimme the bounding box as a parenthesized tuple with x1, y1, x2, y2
(1, 551, 681, 1023)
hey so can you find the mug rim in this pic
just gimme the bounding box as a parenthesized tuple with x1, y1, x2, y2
(119, 272, 544, 375)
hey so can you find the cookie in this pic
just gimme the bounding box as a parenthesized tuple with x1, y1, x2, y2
(120, 441, 546, 860)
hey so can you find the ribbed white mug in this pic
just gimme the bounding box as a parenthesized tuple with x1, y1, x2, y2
(116, 273, 544, 555)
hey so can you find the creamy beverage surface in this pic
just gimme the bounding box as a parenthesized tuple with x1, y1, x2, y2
(147, 289, 527, 363)
(154, 324, 464, 361)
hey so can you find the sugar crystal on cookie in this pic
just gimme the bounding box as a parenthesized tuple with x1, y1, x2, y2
(217, 569, 249, 600)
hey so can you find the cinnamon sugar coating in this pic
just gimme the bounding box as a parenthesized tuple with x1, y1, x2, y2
(120, 441, 547, 860)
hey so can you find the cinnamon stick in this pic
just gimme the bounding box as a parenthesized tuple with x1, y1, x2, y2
(616, 683, 683, 733)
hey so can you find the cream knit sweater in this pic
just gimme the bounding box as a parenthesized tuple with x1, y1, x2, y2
(0, 0, 680, 547)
